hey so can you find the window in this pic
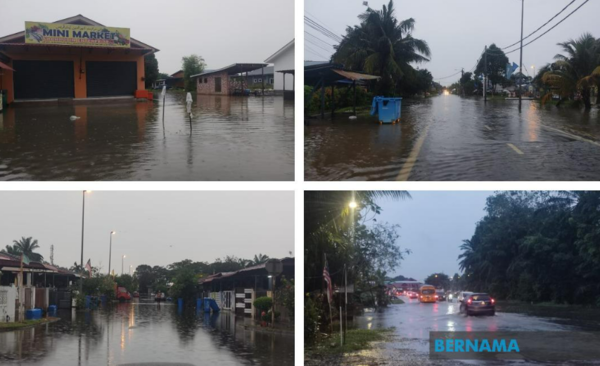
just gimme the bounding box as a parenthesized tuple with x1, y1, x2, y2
(215, 77, 222, 92)
(269, 78, 274, 84)
(253, 78, 258, 83)
(204, 78, 208, 83)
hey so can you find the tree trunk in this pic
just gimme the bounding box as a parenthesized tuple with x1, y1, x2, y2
(582, 88, 592, 111)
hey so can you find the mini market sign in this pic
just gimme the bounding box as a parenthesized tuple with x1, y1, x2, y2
(25, 22, 130, 48)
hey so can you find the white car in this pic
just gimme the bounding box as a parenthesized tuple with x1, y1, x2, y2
(458, 291, 473, 303)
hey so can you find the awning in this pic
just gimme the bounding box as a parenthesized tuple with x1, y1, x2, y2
(0, 61, 15, 71)
(332, 69, 380, 81)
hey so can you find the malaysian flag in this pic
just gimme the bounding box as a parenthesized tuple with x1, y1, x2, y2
(323, 258, 333, 305)
(85, 259, 92, 277)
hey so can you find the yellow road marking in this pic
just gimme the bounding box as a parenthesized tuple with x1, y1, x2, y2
(507, 143, 524, 155)
(397, 124, 430, 181)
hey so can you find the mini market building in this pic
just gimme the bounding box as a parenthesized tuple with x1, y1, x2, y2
(0, 15, 159, 104)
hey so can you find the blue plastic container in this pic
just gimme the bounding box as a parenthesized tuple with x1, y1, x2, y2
(47, 305, 57, 314)
(370, 96, 402, 124)
(203, 298, 220, 313)
(26, 309, 42, 320)
(204, 297, 211, 313)
(196, 298, 203, 310)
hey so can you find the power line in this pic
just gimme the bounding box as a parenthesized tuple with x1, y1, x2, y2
(434, 70, 462, 80)
(502, 0, 577, 50)
(503, 0, 589, 55)
(305, 31, 335, 47)
(305, 45, 329, 60)
(306, 38, 333, 54)
(305, 16, 343, 43)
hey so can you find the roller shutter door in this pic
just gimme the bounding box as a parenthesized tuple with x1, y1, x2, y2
(13, 60, 74, 99)
(86, 61, 137, 97)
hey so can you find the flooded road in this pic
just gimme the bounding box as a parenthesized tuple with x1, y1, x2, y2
(0, 301, 294, 366)
(0, 92, 294, 181)
(349, 298, 579, 365)
(305, 95, 600, 180)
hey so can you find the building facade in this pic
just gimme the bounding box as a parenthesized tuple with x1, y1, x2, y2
(265, 39, 294, 93)
(0, 15, 158, 104)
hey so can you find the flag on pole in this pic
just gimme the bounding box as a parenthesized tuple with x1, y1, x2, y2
(323, 259, 333, 305)
(85, 259, 92, 277)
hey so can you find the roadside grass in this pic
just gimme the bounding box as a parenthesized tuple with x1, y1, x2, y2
(306, 328, 394, 358)
(0, 317, 59, 331)
(334, 106, 372, 118)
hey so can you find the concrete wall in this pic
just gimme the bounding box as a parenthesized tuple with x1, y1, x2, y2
(0, 286, 17, 322)
(270, 45, 295, 91)
(0, 46, 147, 103)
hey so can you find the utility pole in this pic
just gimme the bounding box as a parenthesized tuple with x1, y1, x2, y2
(460, 68, 464, 97)
(518, 0, 525, 112)
(484, 46, 488, 102)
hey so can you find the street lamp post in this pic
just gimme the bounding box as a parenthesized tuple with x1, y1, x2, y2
(122, 255, 126, 276)
(79, 190, 90, 293)
(108, 231, 115, 275)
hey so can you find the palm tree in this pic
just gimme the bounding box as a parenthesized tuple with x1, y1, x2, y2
(541, 33, 600, 110)
(12, 237, 43, 262)
(333, 0, 431, 94)
(1, 244, 21, 256)
(252, 254, 270, 265)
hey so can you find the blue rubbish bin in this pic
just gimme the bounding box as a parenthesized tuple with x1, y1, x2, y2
(48, 305, 57, 314)
(370, 96, 402, 124)
(25, 309, 42, 320)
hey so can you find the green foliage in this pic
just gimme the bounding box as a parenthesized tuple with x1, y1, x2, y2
(253, 296, 273, 312)
(475, 44, 508, 91)
(540, 33, 600, 110)
(304, 85, 373, 114)
(169, 268, 197, 304)
(304, 294, 322, 341)
(7, 237, 43, 262)
(333, 0, 431, 96)
(458, 191, 600, 305)
(424, 273, 450, 289)
(115, 274, 137, 294)
(182, 54, 206, 92)
(81, 275, 116, 300)
(277, 277, 295, 320)
(144, 53, 159, 88)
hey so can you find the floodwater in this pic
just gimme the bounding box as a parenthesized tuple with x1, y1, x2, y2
(0, 92, 294, 181)
(305, 95, 600, 181)
(0, 301, 294, 366)
(348, 298, 584, 365)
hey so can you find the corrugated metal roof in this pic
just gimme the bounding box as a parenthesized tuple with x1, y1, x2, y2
(332, 69, 380, 81)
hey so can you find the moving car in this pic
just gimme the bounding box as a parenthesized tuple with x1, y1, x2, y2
(408, 291, 418, 299)
(115, 286, 131, 302)
(419, 285, 437, 303)
(436, 290, 446, 301)
(460, 293, 495, 316)
(458, 291, 473, 303)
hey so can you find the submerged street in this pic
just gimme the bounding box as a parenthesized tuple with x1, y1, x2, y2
(0, 92, 294, 181)
(0, 301, 294, 366)
(305, 95, 600, 181)
(347, 298, 592, 366)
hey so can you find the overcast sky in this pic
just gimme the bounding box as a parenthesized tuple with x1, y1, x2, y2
(305, 0, 600, 85)
(0, 191, 294, 272)
(0, 0, 294, 74)
(371, 191, 492, 282)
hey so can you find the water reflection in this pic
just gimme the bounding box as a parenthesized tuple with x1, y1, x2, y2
(0, 301, 294, 366)
(305, 96, 600, 180)
(0, 93, 294, 181)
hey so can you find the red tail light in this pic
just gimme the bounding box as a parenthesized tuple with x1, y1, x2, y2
(467, 298, 472, 305)
(435, 295, 439, 299)
(491, 298, 495, 304)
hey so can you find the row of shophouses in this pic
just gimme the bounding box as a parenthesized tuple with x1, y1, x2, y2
(0, 252, 79, 322)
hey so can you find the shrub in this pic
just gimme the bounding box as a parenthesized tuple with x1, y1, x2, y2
(253, 296, 273, 312)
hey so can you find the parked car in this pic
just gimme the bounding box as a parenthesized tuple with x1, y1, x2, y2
(116, 286, 131, 302)
(436, 290, 446, 301)
(460, 293, 495, 316)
